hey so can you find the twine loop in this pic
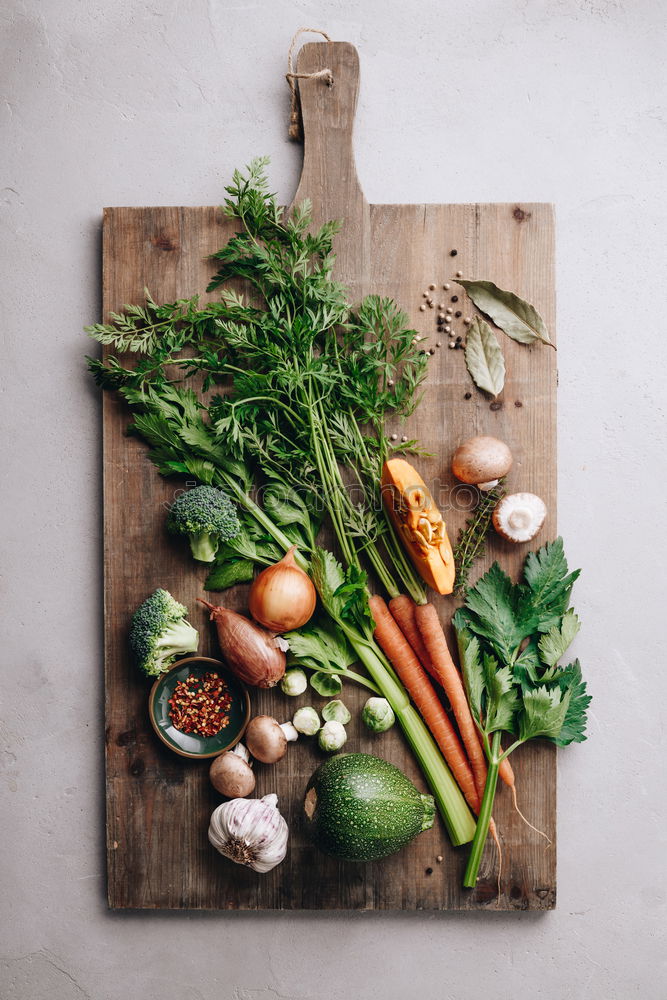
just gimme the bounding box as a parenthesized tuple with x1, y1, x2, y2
(286, 27, 333, 141)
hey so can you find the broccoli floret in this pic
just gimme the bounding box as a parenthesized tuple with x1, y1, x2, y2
(166, 485, 241, 563)
(129, 588, 199, 676)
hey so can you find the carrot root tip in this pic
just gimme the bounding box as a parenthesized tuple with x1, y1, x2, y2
(510, 784, 552, 846)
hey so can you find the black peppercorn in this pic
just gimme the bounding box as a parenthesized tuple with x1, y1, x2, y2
(451, 295, 458, 302)
(464, 392, 472, 399)
(455, 311, 462, 318)
(450, 249, 458, 257)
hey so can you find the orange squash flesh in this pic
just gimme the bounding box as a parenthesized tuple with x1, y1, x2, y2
(381, 458, 455, 595)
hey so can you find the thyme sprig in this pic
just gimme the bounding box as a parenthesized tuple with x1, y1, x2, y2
(452, 482, 506, 597)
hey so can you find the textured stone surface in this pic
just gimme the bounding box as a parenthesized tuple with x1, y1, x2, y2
(1, 0, 666, 996)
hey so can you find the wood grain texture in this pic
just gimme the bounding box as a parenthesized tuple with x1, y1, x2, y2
(103, 42, 556, 910)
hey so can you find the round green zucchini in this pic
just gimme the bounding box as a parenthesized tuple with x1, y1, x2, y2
(303, 752, 435, 862)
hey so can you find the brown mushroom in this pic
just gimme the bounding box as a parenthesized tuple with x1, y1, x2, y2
(209, 746, 255, 797)
(451, 436, 513, 490)
(493, 492, 547, 543)
(244, 716, 297, 764)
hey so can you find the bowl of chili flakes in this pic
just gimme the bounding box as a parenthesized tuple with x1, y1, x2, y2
(149, 657, 251, 759)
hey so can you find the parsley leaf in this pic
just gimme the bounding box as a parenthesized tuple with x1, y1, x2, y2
(483, 654, 519, 733)
(548, 659, 591, 746)
(538, 608, 581, 667)
(463, 562, 535, 664)
(454, 622, 484, 729)
(453, 538, 589, 753)
(524, 536, 581, 631)
(284, 618, 356, 672)
(518, 686, 571, 742)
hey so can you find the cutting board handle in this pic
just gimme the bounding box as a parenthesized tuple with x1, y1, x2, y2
(291, 41, 367, 212)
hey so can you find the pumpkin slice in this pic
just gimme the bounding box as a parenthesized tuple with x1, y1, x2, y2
(381, 458, 455, 595)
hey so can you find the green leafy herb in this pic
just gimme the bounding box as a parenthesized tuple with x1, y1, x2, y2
(538, 608, 581, 667)
(90, 158, 429, 605)
(284, 618, 380, 695)
(204, 558, 255, 591)
(464, 316, 505, 397)
(453, 537, 590, 886)
(453, 482, 505, 597)
(456, 278, 553, 348)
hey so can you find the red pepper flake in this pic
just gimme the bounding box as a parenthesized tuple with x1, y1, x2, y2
(168, 672, 232, 737)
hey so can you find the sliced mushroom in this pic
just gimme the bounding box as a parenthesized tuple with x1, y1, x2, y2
(493, 492, 547, 543)
(451, 436, 513, 490)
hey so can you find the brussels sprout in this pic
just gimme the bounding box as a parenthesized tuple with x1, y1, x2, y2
(318, 720, 348, 753)
(361, 697, 396, 733)
(292, 706, 321, 736)
(280, 668, 308, 697)
(310, 671, 343, 696)
(321, 700, 351, 725)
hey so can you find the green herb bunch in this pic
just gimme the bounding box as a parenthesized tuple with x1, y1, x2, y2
(88, 157, 427, 603)
(453, 537, 590, 885)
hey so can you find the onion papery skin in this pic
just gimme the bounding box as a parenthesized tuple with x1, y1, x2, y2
(201, 601, 286, 688)
(248, 547, 316, 632)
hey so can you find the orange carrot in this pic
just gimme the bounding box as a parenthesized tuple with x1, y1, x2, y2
(415, 603, 489, 804)
(369, 595, 481, 815)
(388, 595, 438, 682)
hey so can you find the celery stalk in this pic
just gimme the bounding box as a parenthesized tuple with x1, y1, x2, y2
(351, 634, 476, 847)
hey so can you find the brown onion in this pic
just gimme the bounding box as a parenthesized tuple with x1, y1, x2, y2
(248, 546, 317, 632)
(198, 600, 286, 688)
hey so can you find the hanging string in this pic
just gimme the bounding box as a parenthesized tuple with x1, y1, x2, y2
(286, 28, 334, 141)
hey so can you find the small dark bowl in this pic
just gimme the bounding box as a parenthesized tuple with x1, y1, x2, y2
(148, 656, 251, 760)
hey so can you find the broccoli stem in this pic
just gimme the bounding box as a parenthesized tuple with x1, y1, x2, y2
(189, 531, 218, 563)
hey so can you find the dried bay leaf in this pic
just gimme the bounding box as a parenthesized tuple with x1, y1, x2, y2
(464, 317, 505, 397)
(457, 278, 553, 348)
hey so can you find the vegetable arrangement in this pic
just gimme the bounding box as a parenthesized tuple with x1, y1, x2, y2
(91, 157, 590, 894)
(90, 159, 476, 849)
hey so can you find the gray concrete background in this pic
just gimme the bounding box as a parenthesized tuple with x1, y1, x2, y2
(2, 1, 666, 997)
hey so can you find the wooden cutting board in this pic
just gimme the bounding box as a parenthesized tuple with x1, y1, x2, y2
(103, 41, 556, 910)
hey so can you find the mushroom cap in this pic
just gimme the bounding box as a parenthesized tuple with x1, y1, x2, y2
(451, 436, 513, 485)
(492, 492, 547, 543)
(209, 751, 256, 797)
(245, 715, 288, 764)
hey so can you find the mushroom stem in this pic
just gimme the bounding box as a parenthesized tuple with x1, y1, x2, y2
(280, 722, 299, 743)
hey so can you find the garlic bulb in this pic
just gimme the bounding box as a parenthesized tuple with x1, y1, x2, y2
(208, 793, 288, 873)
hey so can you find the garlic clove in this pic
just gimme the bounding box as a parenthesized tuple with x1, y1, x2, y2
(492, 492, 547, 543)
